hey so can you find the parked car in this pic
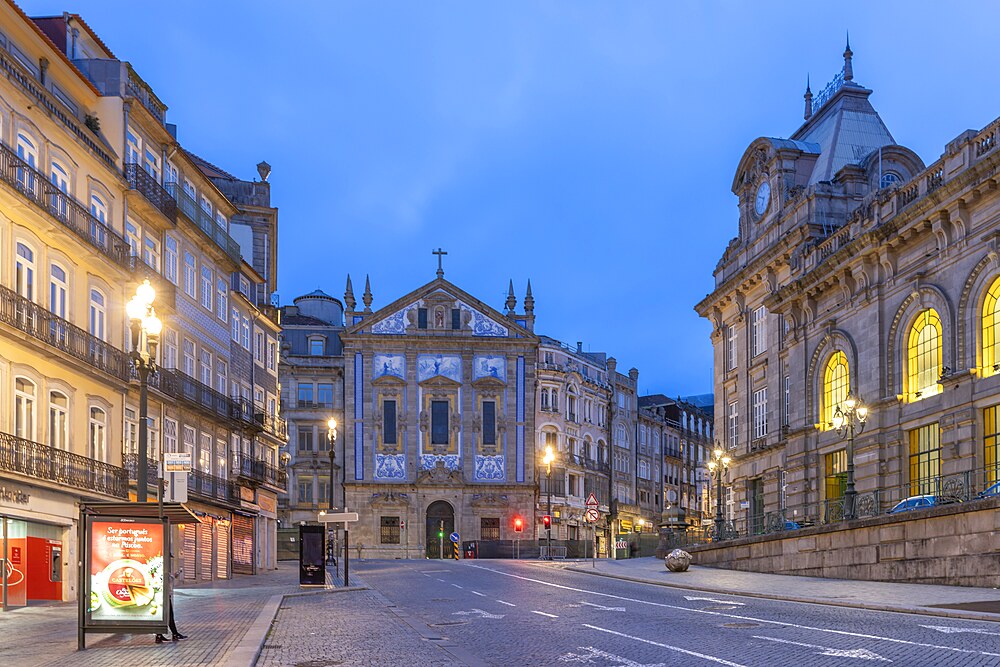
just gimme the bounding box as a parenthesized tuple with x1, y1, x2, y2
(888, 494, 942, 514)
(977, 481, 1000, 499)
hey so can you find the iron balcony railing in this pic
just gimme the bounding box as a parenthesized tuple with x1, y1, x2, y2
(124, 63, 168, 125)
(232, 453, 288, 489)
(0, 283, 131, 380)
(124, 163, 177, 223)
(189, 469, 239, 503)
(231, 397, 288, 441)
(0, 144, 131, 269)
(166, 182, 242, 263)
(0, 50, 116, 168)
(0, 430, 127, 498)
(122, 453, 159, 483)
(149, 368, 232, 422)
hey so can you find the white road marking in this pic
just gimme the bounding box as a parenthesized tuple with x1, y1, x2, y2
(558, 646, 666, 666)
(920, 625, 1000, 636)
(467, 564, 1000, 659)
(452, 608, 505, 619)
(580, 600, 625, 612)
(684, 595, 746, 606)
(451, 583, 464, 589)
(435, 578, 446, 582)
(496, 600, 516, 607)
(754, 636, 891, 662)
(420, 569, 450, 573)
(532, 610, 559, 618)
(471, 590, 486, 597)
(583, 625, 747, 667)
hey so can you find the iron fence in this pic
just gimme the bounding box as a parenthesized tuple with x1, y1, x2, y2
(124, 163, 177, 222)
(0, 430, 127, 497)
(0, 283, 131, 380)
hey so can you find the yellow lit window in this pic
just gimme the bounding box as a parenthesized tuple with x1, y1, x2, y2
(823, 351, 849, 428)
(824, 449, 847, 501)
(907, 309, 942, 400)
(983, 278, 1000, 376)
(908, 423, 940, 495)
(985, 405, 999, 485)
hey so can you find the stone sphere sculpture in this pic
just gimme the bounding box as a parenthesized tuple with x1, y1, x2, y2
(665, 549, 691, 572)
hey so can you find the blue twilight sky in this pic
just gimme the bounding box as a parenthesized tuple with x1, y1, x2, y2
(25, 1, 1000, 398)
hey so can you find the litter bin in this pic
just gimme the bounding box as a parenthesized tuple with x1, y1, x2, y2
(463, 541, 478, 559)
(614, 539, 629, 559)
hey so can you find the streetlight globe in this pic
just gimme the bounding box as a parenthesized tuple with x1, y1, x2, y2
(143, 313, 163, 336)
(136, 279, 155, 306)
(844, 395, 857, 410)
(722, 456, 732, 467)
(713, 448, 723, 459)
(126, 296, 146, 321)
(708, 460, 717, 471)
(544, 445, 554, 464)
(328, 417, 337, 431)
(857, 405, 869, 422)
(831, 412, 845, 430)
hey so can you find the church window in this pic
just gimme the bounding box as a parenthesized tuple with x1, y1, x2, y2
(383, 399, 397, 445)
(451, 308, 461, 330)
(379, 516, 401, 544)
(480, 517, 500, 541)
(823, 351, 849, 428)
(482, 400, 496, 445)
(418, 308, 428, 329)
(431, 400, 449, 445)
(908, 423, 940, 495)
(982, 277, 1000, 376)
(907, 309, 942, 400)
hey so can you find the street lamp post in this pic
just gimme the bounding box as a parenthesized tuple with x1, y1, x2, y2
(832, 392, 868, 520)
(707, 446, 731, 540)
(543, 444, 554, 560)
(127, 279, 161, 504)
(327, 418, 338, 565)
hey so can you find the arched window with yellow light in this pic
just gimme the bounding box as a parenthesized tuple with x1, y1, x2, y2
(822, 351, 849, 428)
(982, 277, 1000, 376)
(907, 309, 942, 400)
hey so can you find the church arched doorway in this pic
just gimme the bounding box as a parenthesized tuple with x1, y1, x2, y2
(425, 500, 455, 559)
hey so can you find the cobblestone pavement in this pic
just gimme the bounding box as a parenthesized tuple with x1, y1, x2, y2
(0, 563, 313, 667)
(355, 559, 1000, 667)
(255, 589, 464, 667)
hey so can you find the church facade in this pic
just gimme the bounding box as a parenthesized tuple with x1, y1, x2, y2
(338, 268, 539, 558)
(697, 42, 1000, 532)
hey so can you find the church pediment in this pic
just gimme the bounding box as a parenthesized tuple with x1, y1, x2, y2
(373, 374, 407, 388)
(472, 376, 506, 390)
(418, 375, 461, 390)
(470, 493, 510, 508)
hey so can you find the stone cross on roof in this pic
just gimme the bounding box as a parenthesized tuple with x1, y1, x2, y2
(433, 248, 447, 279)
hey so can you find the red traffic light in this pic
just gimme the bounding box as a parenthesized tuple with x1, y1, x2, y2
(513, 516, 524, 533)
(542, 515, 552, 529)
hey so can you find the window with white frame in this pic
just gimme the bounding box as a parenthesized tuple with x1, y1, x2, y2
(216, 360, 227, 394)
(125, 129, 140, 164)
(231, 307, 240, 341)
(124, 407, 138, 456)
(164, 162, 178, 187)
(50, 160, 69, 219)
(89, 406, 107, 461)
(726, 323, 737, 371)
(182, 339, 195, 376)
(241, 317, 250, 349)
(143, 148, 160, 181)
(164, 418, 177, 454)
(267, 338, 276, 371)
(183, 252, 196, 298)
(200, 266, 213, 310)
(125, 219, 141, 257)
(215, 211, 227, 229)
(143, 236, 160, 272)
(217, 277, 228, 321)
(199, 350, 212, 386)
(14, 377, 36, 441)
(49, 391, 69, 450)
(751, 306, 767, 357)
(163, 328, 177, 369)
(183, 425, 196, 457)
(164, 236, 178, 284)
(15, 242, 35, 300)
(753, 388, 768, 439)
(727, 401, 739, 449)
(255, 330, 264, 363)
(199, 432, 212, 473)
(89, 288, 106, 340)
(89, 194, 108, 247)
(782, 374, 790, 427)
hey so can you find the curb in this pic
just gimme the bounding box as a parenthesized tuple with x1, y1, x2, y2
(565, 565, 1000, 624)
(224, 584, 370, 667)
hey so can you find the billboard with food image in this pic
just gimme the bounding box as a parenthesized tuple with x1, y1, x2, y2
(87, 519, 165, 624)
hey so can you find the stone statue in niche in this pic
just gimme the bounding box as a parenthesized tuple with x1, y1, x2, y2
(471, 413, 482, 433)
(435, 307, 445, 328)
(419, 410, 429, 432)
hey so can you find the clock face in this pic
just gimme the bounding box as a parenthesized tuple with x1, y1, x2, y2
(754, 181, 771, 216)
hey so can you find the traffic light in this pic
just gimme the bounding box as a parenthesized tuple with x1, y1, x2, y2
(513, 516, 524, 533)
(438, 529, 444, 538)
(542, 515, 552, 530)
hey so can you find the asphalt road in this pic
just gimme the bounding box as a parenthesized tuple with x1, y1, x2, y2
(356, 559, 1000, 667)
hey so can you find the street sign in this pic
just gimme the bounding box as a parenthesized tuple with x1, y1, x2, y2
(585, 492, 599, 509)
(163, 470, 188, 503)
(318, 511, 360, 523)
(449, 532, 460, 543)
(585, 508, 600, 523)
(163, 452, 192, 472)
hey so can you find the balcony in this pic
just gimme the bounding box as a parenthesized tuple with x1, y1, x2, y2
(0, 430, 127, 498)
(233, 454, 287, 490)
(167, 183, 242, 263)
(189, 470, 239, 504)
(149, 368, 233, 422)
(0, 49, 116, 168)
(124, 63, 167, 126)
(124, 163, 177, 223)
(0, 283, 131, 380)
(232, 397, 288, 441)
(0, 144, 131, 270)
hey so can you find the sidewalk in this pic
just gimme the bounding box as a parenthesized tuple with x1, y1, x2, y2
(0, 562, 353, 667)
(563, 557, 1000, 622)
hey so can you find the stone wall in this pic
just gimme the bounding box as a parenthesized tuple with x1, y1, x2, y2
(687, 497, 1000, 587)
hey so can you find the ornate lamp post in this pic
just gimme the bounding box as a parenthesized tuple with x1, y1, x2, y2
(707, 446, 731, 540)
(543, 444, 555, 560)
(832, 392, 868, 520)
(325, 417, 338, 564)
(126, 280, 161, 503)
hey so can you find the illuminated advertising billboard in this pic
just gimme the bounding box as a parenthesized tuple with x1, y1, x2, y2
(85, 517, 167, 627)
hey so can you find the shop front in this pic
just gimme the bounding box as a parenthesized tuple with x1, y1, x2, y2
(256, 491, 278, 571)
(178, 501, 232, 582)
(1, 482, 77, 609)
